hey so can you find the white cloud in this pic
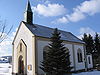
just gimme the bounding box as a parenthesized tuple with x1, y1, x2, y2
(33, 3, 66, 17)
(52, 16, 69, 24)
(0, 28, 17, 57)
(57, 17, 68, 23)
(33, 0, 100, 24)
(67, 0, 100, 22)
(79, 27, 95, 35)
(44, 0, 51, 4)
(67, 10, 85, 22)
(0, 36, 12, 57)
(77, 35, 83, 40)
(77, 27, 100, 39)
(77, 0, 100, 15)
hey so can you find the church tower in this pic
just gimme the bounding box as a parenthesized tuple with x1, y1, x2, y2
(24, 0, 33, 24)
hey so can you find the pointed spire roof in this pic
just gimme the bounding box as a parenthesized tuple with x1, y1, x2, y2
(24, 0, 33, 24)
(26, 0, 32, 12)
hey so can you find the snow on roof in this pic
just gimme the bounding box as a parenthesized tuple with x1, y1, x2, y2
(23, 21, 84, 44)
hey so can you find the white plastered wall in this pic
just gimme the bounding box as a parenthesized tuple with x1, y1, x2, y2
(74, 44, 85, 71)
(87, 55, 93, 69)
(13, 22, 36, 75)
(64, 43, 74, 71)
(36, 39, 80, 74)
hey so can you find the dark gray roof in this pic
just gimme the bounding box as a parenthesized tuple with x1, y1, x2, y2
(23, 21, 84, 44)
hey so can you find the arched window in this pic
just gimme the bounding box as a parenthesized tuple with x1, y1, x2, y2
(43, 46, 49, 60)
(77, 49, 83, 63)
(20, 43, 22, 52)
(88, 57, 91, 64)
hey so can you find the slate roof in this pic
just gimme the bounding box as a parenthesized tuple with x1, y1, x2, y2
(23, 21, 84, 44)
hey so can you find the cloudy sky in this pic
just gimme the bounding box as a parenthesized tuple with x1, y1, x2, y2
(0, 0, 100, 56)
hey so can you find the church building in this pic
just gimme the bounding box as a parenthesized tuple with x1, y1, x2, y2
(12, 1, 93, 75)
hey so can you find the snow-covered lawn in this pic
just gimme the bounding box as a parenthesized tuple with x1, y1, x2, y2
(0, 63, 12, 75)
(0, 63, 100, 75)
(73, 70, 100, 75)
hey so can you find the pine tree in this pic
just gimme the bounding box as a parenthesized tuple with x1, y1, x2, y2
(40, 28, 72, 75)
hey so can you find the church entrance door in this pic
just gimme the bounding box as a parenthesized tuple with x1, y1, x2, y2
(18, 55, 24, 74)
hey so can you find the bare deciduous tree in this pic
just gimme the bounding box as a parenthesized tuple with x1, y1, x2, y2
(0, 19, 13, 43)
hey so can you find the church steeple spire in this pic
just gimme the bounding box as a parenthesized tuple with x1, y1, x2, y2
(26, 0, 32, 12)
(24, 0, 33, 24)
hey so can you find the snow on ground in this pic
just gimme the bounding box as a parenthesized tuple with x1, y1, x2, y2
(73, 70, 100, 75)
(0, 63, 100, 75)
(0, 63, 12, 75)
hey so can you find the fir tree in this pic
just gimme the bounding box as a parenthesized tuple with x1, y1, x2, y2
(82, 33, 94, 54)
(88, 34, 94, 54)
(94, 33, 100, 56)
(40, 28, 72, 75)
(82, 33, 88, 53)
(82, 33, 88, 43)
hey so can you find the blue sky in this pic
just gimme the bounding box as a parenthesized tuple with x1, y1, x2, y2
(0, 0, 100, 56)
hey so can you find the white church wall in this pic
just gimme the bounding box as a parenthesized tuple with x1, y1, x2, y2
(13, 22, 35, 75)
(74, 44, 85, 71)
(87, 55, 93, 69)
(12, 44, 17, 74)
(37, 39, 49, 75)
(64, 43, 74, 71)
(37, 39, 77, 74)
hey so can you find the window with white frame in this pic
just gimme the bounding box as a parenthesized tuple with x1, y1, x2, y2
(77, 48, 83, 63)
(88, 56, 91, 64)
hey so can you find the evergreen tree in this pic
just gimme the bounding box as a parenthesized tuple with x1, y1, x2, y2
(82, 33, 94, 54)
(82, 33, 96, 67)
(40, 28, 72, 75)
(82, 33, 88, 53)
(94, 33, 100, 56)
(88, 34, 94, 54)
(82, 33, 88, 43)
